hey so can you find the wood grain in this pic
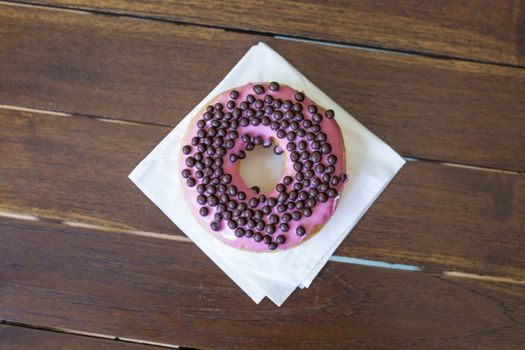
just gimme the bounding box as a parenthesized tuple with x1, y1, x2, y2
(0, 325, 158, 350)
(1, 108, 524, 280)
(1, 3, 525, 170)
(1, 217, 524, 350)
(17, 0, 525, 66)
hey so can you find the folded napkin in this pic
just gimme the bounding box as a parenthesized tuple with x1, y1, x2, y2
(129, 42, 405, 306)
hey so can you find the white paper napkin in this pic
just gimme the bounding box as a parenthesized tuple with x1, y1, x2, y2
(129, 42, 405, 306)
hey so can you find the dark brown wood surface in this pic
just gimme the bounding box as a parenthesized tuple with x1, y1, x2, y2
(1, 108, 524, 280)
(18, 0, 525, 67)
(1, 217, 524, 350)
(0, 325, 159, 350)
(1, 1, 524, 349)
(1, 3, 525, 171)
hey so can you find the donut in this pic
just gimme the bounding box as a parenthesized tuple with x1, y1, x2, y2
(180, 82, 347, 252)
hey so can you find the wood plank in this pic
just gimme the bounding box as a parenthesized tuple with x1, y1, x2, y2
(18, 0, 525, 66)
(1, 109, 524, 280)
(1, 4, 525, 170)
(0, 325, 159, 350)
(1, 217, 524, 350)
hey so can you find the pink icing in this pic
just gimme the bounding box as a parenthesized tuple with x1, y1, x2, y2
(180, 83, 347, 252)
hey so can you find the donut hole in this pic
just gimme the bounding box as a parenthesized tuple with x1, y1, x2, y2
(239, 141, 284, 194)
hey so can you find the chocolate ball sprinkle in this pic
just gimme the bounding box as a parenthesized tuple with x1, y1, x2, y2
(315, 164, 326, 174)
(321, 143, 332, 154)
(253, 85, 265, 94)
(197, 194, 206, 205)
(268, 242, 277, 250)
(306, 132, 315, 141)
(286, 131, 297, 141)
(235, 228, 245, 237)
(230, 90, 239, 99)
(328, 188, 338, 198)
(296, 226, 306, 236)
(237, 217, 247, 226)
(294, 92, 305, 101)
(254, 210, 263, 220)
(186, 178, 196, 187)
(318, 192, 328, 203)
(240, 117, 249, 127)
(185, 157, 196, 167)
(278, 192, 289, 203)
(293, 162, 303, 172)
(228, 220, 238, 229)
(325, 109, 335, 119)
(245, 109, 255, 118)
(269, 82, 280, 91)
(253, 232, 263, 242)
(298, 140, 307, 151)
(263, 235, 272, 245)
(276, 235, 286, 244)
(293, 182, 303, 191)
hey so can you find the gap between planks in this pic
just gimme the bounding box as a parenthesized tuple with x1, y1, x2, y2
(1, 103, 523, 176)
(1, 210, 524, 286)
(2, 0, 525, 70)
(0, 320, 184, 349)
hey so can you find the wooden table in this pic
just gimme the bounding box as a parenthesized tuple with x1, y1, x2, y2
(1, 1, 524, 349)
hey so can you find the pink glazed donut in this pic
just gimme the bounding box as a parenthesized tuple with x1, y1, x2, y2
(180, 82, 347, 252)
